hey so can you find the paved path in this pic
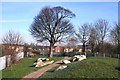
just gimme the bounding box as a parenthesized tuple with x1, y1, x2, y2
(21, 57, 71, 80)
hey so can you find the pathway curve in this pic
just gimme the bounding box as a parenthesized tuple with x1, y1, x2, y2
(21, 57, 71, 80)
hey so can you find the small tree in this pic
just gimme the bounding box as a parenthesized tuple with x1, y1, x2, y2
(94, 19, 109, 54)
(2, 30, 23, 63)
(66, 35, 78, 52)
(89, 27, 96, 53)
(76, 23, 91, 53)
(30, 6, 75, 57)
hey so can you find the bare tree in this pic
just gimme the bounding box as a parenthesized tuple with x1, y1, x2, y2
(66, 35, 78, 51)
(110, 23, 120, 54)
(76, 23, 91, 53)
(2, 31, 23, 45)
(94, 19, 109, 53)
(30, 6, 75, 57)
(89, 27, 96, 53)
(2, 30, 23, 63)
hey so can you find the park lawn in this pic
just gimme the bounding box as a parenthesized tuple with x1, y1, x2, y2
(2, 56, 63, 79)
(39, 57, 120, 79)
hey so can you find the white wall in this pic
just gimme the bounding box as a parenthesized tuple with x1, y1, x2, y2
(0, 56, 6, 70)
(16, 52, 24, 61)
(0, 52, 24, 70)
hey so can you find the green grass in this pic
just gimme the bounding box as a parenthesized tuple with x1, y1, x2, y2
(39, 57, 120, 78)
(2, 56, 63, 78)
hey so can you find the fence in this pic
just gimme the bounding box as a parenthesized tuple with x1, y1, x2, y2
(86, 53, 120, 59)
(39, 52, 120, 59)
(0, 52, 24, 70)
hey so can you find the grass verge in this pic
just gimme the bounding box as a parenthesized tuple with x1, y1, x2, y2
(2, 56, 63, 78)
(39, 57, 120, 78)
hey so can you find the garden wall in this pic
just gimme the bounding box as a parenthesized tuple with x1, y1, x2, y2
(0, 52, 24, 70)
(16, 52, 24, 61)
(0, 56, 6, 70)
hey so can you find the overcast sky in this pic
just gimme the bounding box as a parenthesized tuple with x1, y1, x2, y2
(0, 2, 118, 44)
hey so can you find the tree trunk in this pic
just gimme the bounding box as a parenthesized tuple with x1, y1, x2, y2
(97, 43, 100, 53)
(24, 45, 28, 57)
(117, 40, 120, 54)
(82, 42, 85, 53)
(91, 44, 94, 53)
(101, 41, 104, 54)
(49, 43, 54, 57)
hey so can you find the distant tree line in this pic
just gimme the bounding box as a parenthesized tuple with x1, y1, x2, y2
(76, 20, 120, 55)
